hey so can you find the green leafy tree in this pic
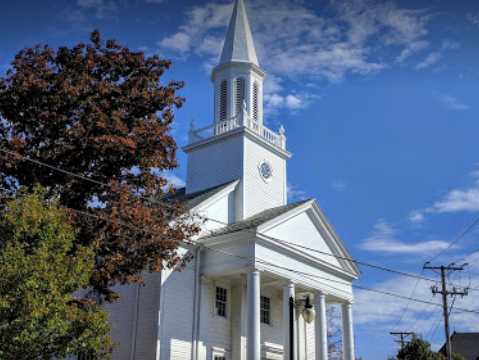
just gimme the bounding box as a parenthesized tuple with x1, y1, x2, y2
(0, 188, 112, 359)
(396, 337, 442, 360)
(0, 31, 200, 301)
(393, 337, 466, 360)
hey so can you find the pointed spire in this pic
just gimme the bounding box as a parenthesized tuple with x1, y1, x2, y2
(219, 0, 259, 66)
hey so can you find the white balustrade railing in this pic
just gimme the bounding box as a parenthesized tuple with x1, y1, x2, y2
(188, 115, 286, 150)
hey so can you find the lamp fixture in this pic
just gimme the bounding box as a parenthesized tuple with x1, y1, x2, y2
(302, 296, 315, 324)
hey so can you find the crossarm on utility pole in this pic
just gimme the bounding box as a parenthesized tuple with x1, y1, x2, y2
(424, 263, 469, 360)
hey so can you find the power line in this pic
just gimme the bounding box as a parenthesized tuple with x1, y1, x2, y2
(394, 212, 479, 334)
(57, 201, 479, 316)
(0, 148, 181, 213)
(202, 215, 479, 292)
(0, 148, 108, 187)
(0, 148, 438, 283)
(390, 332, 416, 349)
(425, 307, 444, 342)
(65, 203, 479, 317)
(428, 214, 479, 263)
(3, 147, 479, 308)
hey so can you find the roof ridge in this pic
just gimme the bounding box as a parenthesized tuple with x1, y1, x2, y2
(203, 199, 312, 239)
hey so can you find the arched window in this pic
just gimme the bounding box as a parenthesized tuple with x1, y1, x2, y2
(220, 80, 228, 121)
(253, 82, 259, 121)
(235, 77, 246, 114)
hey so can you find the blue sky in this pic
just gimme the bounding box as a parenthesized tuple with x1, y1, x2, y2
(2, 0, 479, 359)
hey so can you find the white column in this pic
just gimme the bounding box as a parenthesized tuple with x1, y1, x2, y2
(231, 279, 247, 360)
(314, 291, 328, 360)
(247, 270, 261, 360)
(342, 302, 355, 360)
(296, 310, 306, 360)
(283, 282, 296, 360)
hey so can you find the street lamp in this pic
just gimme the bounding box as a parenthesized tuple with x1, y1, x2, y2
(301, 296, 315, 324)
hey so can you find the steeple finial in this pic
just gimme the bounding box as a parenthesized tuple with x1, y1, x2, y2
(219, 0, 259, 66)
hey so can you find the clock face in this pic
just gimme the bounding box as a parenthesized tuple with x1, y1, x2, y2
(259, 161, 273, 180)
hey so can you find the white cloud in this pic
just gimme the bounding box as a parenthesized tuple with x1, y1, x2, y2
(396, 40, 429, 63)
(467, 13, 479, 26)
(354, 276, 437, 328)
(151, 169, 186, 189)
(410, 169, 479, 224)
(287, 183, 308, 202)
(159, 32, 192, 53)
(334, 0, 431, 65)
(441, 39, 460, 50)
(285, 95, 303, 110)
(439, 94, 470, 111)
(354, 274, 479, 342)
(159, 1, 232, 55)
(76, 0, 118, 19)
(360, 220, 452, 254)
(163, 173, 186, 189)
(409, 210, 425, 224)
(428, 175, 479, 213)
(158, 0, 434, 96)
(464, 251, 479, 271)
(264, 92, 317, 114)
(416, 51, 441, 70)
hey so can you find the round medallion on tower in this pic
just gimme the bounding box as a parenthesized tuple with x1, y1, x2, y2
(259, 161, 273, 182)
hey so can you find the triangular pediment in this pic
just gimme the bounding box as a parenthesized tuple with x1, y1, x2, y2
(257, 200, 360, 278)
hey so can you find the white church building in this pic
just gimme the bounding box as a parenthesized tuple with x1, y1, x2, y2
(105, 0, 360, 359)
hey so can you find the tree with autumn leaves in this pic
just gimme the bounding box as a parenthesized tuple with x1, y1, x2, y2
(0, 31, 199, 357)
(0, 31, 199, 302)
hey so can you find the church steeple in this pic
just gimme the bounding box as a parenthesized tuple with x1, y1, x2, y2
(185, 0, 290, 219)
(219, 0, 259, 66)
(212, 0, 265, 126)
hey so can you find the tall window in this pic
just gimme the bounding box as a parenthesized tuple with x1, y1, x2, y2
(215, 287, 227, 317)
(253, 82, 259, 121)
(235, 77, 246, 114)
(220, 80, 228, 121)
(214, 356, 226, 360)
(260, 296, 271, 325)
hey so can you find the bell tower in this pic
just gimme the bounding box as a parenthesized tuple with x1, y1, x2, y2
(212, 0, 265, 126)
(184, 0, 291, 221)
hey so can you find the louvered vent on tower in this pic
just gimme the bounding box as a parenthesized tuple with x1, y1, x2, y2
(235, 78, 245, 114)
(220, 80, 228, 121)
(253, 82, 259, 121)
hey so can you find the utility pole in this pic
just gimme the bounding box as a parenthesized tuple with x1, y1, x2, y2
(389, 332, 415, 349)
(423, 262, 469, 360)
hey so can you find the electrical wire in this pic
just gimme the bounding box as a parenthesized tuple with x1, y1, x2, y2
(3, 147, 479, 316)
(63, 205, 479, 316)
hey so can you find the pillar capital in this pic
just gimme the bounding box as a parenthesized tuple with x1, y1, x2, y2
(283, 280, 295, 289)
